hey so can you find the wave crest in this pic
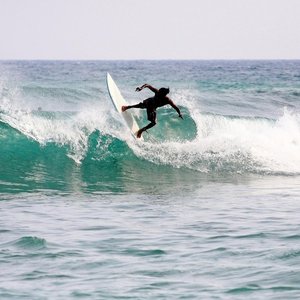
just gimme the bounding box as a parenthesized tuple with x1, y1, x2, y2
(1, 96, 300, 175)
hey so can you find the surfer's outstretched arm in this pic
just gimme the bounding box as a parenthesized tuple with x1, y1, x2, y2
(168, 99, 183, 119)
(136, 84, 158, 94)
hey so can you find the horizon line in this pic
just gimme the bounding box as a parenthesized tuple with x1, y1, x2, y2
(1, 58, 300, 61)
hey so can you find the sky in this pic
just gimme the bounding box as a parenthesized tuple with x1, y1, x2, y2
(0, 0, 300, 60)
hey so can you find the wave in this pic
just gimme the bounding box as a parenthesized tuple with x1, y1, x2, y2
(1, 96, 300, 178)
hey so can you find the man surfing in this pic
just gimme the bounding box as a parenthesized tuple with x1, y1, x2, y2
(122, 84, 183, 138)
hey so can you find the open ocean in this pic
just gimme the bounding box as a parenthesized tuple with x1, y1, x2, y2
(1, 60, 300, 299)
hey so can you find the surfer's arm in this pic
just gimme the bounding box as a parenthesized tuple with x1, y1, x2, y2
(136, 84, 158, 94)
(169, 99, 183, 119)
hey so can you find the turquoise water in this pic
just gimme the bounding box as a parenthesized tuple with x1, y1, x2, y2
(1, 60, 300, 299)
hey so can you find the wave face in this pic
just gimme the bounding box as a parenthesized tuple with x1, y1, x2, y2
(0, 60, 300, 192)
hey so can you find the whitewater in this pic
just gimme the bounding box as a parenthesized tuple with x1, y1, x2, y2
(1, 60, 300, 299)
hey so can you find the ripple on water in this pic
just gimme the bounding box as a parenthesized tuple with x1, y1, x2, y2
(1, 236, 47, 251)
(122, 248, 167, 257)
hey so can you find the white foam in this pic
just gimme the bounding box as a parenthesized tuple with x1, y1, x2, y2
(129, 107, 300, 175)
(0, 92, 125, 163)
(1, 84, 300, 174)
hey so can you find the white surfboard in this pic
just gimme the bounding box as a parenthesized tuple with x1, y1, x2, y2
(106, 73, 143, 140)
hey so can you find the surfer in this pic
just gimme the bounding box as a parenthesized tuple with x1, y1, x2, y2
(122, 84, 183, 138)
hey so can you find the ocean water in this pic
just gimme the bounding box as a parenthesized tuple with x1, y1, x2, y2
(0, 60, 300, 299)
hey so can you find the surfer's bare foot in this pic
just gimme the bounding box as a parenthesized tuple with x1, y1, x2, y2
(136, 129, 143, 138)
(121, 106, 127, 112)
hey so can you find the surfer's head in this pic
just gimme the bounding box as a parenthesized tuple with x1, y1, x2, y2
(158, 87, 170, 97)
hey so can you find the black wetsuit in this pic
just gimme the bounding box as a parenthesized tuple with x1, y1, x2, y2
(124, 88, 181, 137)
(139, 93, 171, 123)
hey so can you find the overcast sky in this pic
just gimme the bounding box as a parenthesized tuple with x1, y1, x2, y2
(1, 0, 300, 60)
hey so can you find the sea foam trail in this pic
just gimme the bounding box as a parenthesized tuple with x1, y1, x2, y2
(131, 108, 300, 175)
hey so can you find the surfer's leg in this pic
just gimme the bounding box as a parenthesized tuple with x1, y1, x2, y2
(137, 122, 156, 138)
(122, 102, 145, 112)
(137, 110, 157, 138)
(147, 109, 156, 123)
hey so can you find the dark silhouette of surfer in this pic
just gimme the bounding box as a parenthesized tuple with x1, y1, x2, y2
(122, 84, 183, 138)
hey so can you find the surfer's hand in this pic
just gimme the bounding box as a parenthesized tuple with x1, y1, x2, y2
(179, 114, 183, 119)
(135, 87, 142, 92)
